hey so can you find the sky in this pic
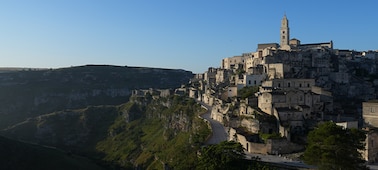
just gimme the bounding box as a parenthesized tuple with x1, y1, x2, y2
(0, 1, 377, 73)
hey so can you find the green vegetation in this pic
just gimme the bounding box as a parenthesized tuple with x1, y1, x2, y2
(259, 132, 282, 141)
(0, 135, 105, 170)
(197, 141, 245, 170)
(235, 67, 246, 77)
(238, 86, 259, 99)
(197, 141, 273, 170)
(303, 121, 368, 170)
(2, 94, 211, 169)
(96, 95, 211, 169)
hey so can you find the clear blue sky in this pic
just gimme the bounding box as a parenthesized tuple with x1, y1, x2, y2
(0, 1, 377, 73)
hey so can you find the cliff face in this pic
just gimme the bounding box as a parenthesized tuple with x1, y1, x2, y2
(0, 65, 193, 129)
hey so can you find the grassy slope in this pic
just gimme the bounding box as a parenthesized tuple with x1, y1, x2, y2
(96, 96, 211, 169)
(2, 95, 211, 169)
(0, 135, 105, 170)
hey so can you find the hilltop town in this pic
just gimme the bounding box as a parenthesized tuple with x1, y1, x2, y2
(183, 15, 378, 163)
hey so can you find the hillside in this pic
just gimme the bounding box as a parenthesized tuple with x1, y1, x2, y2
(0, 65, 193, 129)
(1, 94, 211, 169)
(0, 135, 105, 170)
(3, 105, 121, 154)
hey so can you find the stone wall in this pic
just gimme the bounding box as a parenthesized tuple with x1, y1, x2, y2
(229, 127, 304, 154)
(266, 139, 304, 154)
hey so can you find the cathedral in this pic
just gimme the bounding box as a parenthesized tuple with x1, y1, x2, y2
(278, 15, 333, 51)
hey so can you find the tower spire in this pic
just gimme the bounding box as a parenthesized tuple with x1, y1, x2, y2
(280, 14, 290, 49)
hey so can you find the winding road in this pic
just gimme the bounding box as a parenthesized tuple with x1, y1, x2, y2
(198, 101, 228, 145)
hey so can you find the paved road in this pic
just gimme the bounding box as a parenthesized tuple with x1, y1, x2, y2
(368, 164, 378, 170)
(246, 153, 315, 169)
(198, 102, 228, 145)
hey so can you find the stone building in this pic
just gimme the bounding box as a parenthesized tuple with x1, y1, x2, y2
(229, 127, 304, 154)
(204, 67, 217, 86)
(265, 63, 284, 79)
(280, 15, 290, 50)
(237, 73, 266, 88)
(256, 79, 330, 140)
(298, 41, 333, 50)
(363, 128, 378, 163)
(362, 101, 378, 163)
(363, 101, 378, 127)
(215, 69, 232, 85)
(257, 43, 279, 51)
(221, 54, 249, 70)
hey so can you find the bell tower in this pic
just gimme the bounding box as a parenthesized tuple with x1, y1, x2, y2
(280, 14, 289, 48)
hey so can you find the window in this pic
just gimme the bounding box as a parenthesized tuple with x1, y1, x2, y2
(248, 80, 251, 85)
(254, 80, 256, 85)
(299, 83, 302, 87)
(371, 107, 375, 113)
(307, 83, 310, 87)
(278, 83, 281, 87)
(288, 82, 291, 87)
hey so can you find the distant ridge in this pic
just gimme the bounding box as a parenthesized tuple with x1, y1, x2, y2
(0, 67, 48, 73)
(0, 64, 190, 73)
(0, 65, 193, 129)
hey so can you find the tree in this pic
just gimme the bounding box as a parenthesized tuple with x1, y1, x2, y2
(197, 141, 245, 170)
(238, 86, 259, 99)
(303, 121, 368, 170)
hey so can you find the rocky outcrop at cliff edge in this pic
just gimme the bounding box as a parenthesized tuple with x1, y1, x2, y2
(0, 65, 193, 130)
